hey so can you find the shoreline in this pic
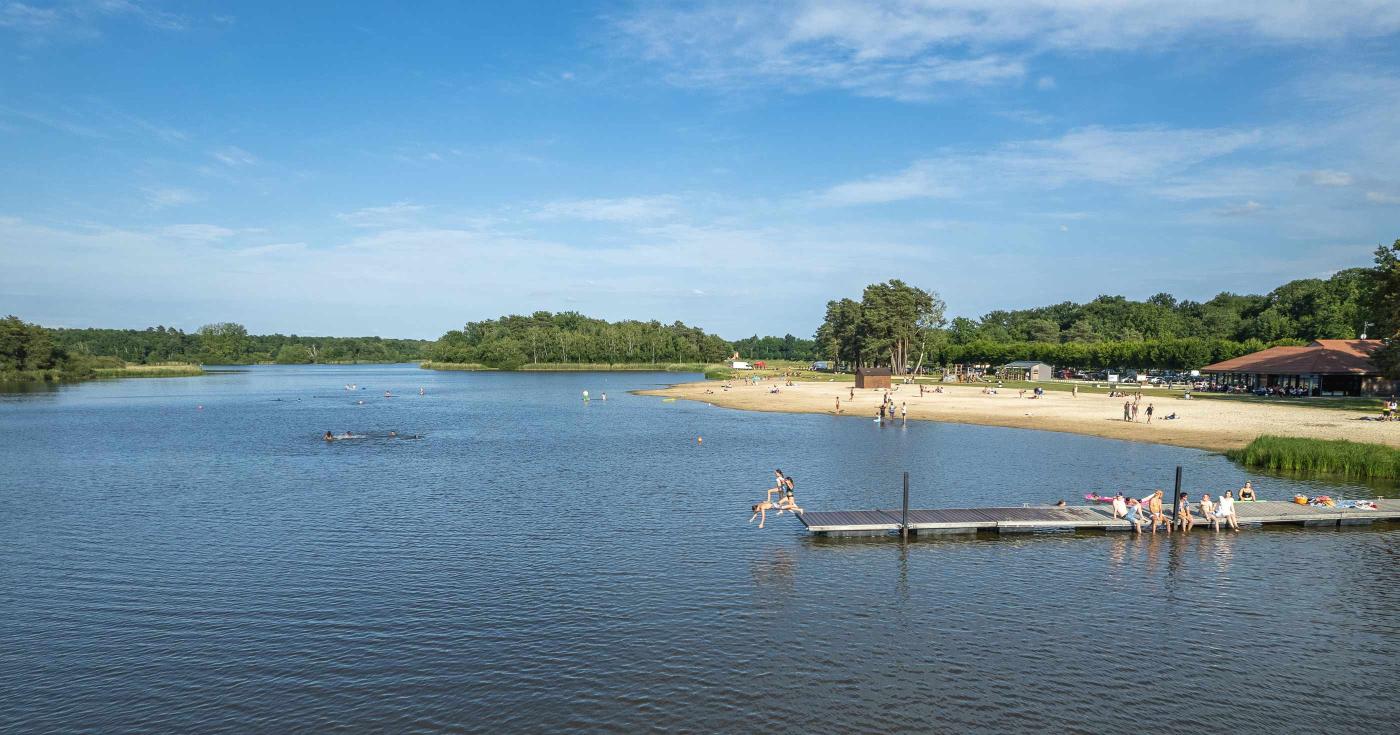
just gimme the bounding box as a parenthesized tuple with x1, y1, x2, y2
(638, 379, 1400, 453)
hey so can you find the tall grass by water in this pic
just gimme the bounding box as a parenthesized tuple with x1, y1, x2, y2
(93, 363, 204, 379)
(1229, 435, 1400, 481)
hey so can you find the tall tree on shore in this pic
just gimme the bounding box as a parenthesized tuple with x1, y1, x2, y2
(815, 298, 865, 368)
(197, 322, 249, 363)
(860, 280, 945, 375)
(1370, 238, 1400, 378)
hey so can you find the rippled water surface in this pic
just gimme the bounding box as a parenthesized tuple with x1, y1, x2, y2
(2, 365, 1397, 733)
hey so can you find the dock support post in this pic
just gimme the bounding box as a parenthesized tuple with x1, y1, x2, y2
(1173, 465, 1182, 521)
(901, 471, 910, 540)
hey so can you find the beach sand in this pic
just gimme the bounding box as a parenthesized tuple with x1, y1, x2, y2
(640, 380, 1400, 452)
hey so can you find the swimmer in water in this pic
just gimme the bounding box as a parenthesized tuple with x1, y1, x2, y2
(342, 431, 354, 439)
(324, 431, 335, 441)
(384, 391, 393, 397)
(419, 387, 424, 395)
(388, 430, 397, 437)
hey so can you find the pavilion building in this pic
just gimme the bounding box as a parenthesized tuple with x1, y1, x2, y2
(1199, 339, 1395, 397)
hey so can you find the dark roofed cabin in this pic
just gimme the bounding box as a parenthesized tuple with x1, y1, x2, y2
(855, 367, 892, 389)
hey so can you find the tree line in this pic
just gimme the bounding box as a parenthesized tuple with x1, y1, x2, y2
(426, 311, 733, 369)
(817, 240, 1400, 376)
(44, 323, 429, 366)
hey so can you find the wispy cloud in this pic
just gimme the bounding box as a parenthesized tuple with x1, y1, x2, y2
(615, 1, 1400, 101)
(1366, 191, 1400, 205)
(1214, 200, 1266, 217)
(1302, 169, 1354, 187)
(817, 124, 1266, 206)
(815, 161, 955, 205)
(142, 186, 201, 209)
(161, 223, 235, 241)
(336, 201, 426, 228)
(210, 146, 258, 167)
(534, 195, 680, 222)
(0, 0, 187, 41)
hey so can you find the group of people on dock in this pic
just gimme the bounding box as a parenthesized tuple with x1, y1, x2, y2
(1109, 482, 1258, 533)
(749, 469, 802, 528)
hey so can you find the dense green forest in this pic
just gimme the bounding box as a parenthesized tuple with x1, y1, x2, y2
(0, 315, 124, 381)
(730, 334, 819, 361)
(817, 241, 1399, 375)
(426, 311, 732, 369)
(50, 323, 429, 365)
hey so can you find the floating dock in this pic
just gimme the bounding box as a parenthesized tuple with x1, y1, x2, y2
(795, 499, 1400, 536)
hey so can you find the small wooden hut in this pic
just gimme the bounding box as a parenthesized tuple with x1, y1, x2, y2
(855, 367, 892, 389)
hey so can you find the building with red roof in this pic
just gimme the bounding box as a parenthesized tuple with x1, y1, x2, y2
(1200, 339, 1396, 396)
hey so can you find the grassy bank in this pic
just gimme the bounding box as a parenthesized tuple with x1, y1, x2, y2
(419, 361, 496, 371)
(1228, 435, 1400, 481)
(93, 363, 204, 379)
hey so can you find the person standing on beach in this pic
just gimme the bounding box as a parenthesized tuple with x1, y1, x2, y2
(1131, 402, 1139, 422)
(1145, 403, 1154, 423)
(849, 386, 855, 401)
(900, 401, 907, 425)
(1123, 400, 1132, 421)
(1072, 385, 1078, 398)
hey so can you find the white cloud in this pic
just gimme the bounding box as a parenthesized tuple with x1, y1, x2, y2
(161, 224, 235, 240)
(336, 201, 426, 228)
(1036, 75, 1056, 90)
(817, 123, 1265, 206)
(1366, 191, 1400, 204)
(534, 195, 680, 222)
(616, 1, 1400, 100)
(815, 161, 956, 205)
(1302, 169, 1354, 186)
(142, 186, 201, 209)
(211, 146, 258, 167)
(1214, 200, 1266, 217)
(0, 0, 187, 40)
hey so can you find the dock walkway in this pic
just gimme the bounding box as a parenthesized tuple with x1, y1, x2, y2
(795, 499, 1400, 536)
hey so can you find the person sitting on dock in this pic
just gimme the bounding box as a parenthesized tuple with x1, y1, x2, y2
(1217, 490, 1240, 530)
(1123, 498, 1146, 533)
(1147, 490, 1167, 533)
(749, 499, 778, 529)
(1174, 491, 1194, 532)
(1111, 492, 1127, 519)
(1199, 494, 1220, 531)
(1238, 481, 1257, 501)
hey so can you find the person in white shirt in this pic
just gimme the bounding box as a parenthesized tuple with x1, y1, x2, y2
(1111, 492, 1128, 519)
(1217, 490, 1239, 530)
(1199, 494, 1219, 531)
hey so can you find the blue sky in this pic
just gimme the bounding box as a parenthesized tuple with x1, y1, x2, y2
(3, 1, 1400, 340)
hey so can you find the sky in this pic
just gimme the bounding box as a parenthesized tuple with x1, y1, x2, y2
(2, 1, 1400, 340)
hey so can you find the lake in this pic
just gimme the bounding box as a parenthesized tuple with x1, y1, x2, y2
(2, 364, 1397, 733)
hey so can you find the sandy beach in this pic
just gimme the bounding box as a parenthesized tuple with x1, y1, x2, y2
(641, 379, 1400, 452)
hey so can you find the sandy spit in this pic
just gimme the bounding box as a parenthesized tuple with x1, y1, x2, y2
(638, 380, 1400, 453)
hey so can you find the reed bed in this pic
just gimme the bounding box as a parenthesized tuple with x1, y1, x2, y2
(1228, 434, 1400, 480)
(94, 363, 204, 378)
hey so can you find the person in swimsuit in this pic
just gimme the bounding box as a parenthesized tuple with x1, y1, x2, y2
(1199, 494, 1219, 531)
(1175, 491, 1194, 532)
(776, 476, 802, 515)
(749, 499, 778, 528)
(1238, 481, 1257, 501)
(324, 431, 335, 442)
(765, 470, 787, 503)
(1111, 492, 1128, 519)
(1148, 490, 1167, 533)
